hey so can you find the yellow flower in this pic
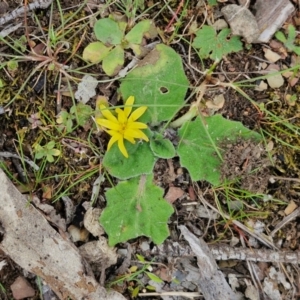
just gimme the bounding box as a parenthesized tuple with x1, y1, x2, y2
(96, 96, 149, 158)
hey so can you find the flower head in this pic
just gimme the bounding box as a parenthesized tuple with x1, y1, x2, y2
(96, 96, 149, 158)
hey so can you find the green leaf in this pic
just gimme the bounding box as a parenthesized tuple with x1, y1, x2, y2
(136, 254, 145, 262)
(49, 149, 61, 157)
(275, 25, 300, 55)
(150, 133, 175, 159)
(82, 41, 111, 63)
(208, 0, 217, 5)
(7, 60, 18, 71)
(131, 286, 140, 298)
(275, 31, 287, 43)
(125, 20, 157, 46)
(56, 111, 74, 133)
(46, 154, 54, 163)
(35, 151, 45, 160)
(94, 18, 124, 45)
(70, 103, 93, 126)
(103, 140, 156, 179)
(177, 115, 262, 185)
(145, 272, 163, 283)
(120, 44, 189, 124)
(46, 141, 55, 149)
(285, 24, 297, 46)
(99, 174, 174, 246)
(192, 25, 243, 61)
(102, 45, 124, 76)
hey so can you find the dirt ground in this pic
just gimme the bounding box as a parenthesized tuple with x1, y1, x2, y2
(0, 0, 300, 299)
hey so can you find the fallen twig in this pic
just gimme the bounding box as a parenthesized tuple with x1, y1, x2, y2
(0, 151, 39, 171)
(0, 0, 53, 26)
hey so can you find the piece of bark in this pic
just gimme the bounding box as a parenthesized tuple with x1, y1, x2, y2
(222, 0, 295, 43)
(255, 0, 295, 43)
(0, 169, 126, 300)
(0, 0, 53, 26)
(179, 225, 239, 300)
(149, 240, 300, 264)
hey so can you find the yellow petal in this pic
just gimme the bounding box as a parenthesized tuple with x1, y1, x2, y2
(128, 106, 147, 122)
(116, 108, 128, 124)
(127, 121, 148, 129)
(107, 133, 121, 150)
(124, 96, 134, 118)
(96, 118, 120, 130)
(100, 105, 118, 123)
(124, 128, 149, 141)
(118, 137, 128, 158)
(123, 133, 136, 144)
(107, 130, 122, 138)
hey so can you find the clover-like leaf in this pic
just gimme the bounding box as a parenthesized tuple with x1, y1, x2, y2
(192, 25, 243, 61)
(125, 20, 157, 55)
(82, 41, 111, 63)
(103, 140, 156, 180)
(94, 18, 124, 45)
(177, 115, 261, 185)
(120, 44, 189, 124)
(102, 45, 124, 76)
(150, 132, 176, 159)
(34, 141, 60, 163)
(99, 174, 174, 246)
(56, 110, 74, 133)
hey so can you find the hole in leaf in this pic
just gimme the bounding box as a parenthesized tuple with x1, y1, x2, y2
(159, 87, 169, 94)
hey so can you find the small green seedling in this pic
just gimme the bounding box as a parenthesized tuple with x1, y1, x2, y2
(56, 110, 75, 133)
(34, 141, 61, 163)
(13, 35, 27, 52)
(275, 24, 300, 56)
(7, 60, 18, 74)
(116, 0, 145, 27)
(56, 103, 93, 133)
(192, 25, 243, 61)
(108, 254, 163, 298)
(83, 17, 157, 76)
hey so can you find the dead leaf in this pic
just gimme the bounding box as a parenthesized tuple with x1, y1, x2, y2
(164, 187, 185, 203)
(206, 94, 225, 109)
(284, 200, 298, 215)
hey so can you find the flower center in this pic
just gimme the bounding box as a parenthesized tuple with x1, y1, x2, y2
(119, 122, 127, 134)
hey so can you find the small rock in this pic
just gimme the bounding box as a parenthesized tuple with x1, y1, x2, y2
(10, 276, 35, 299)
(221, 4, 260, 43)
(266, 64, 284, 88)
(255, 80, 268, 91)
(263, 48, 281, 63)
(140, 241, 150, 251)
(266, 71, 284, 89)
